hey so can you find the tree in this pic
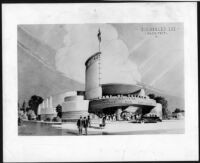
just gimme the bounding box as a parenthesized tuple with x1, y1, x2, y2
(28, 95, 43, 115)
(174, 108, 181, 113)
(56, 104, 62, 118)
(154, 96, 169, 119)
(148, 94, 156, 99)
(27, 110, 36, 120)
(18, 102, 20, 110)
(21, 101, 26, 113)
(174, 108, 184, 113)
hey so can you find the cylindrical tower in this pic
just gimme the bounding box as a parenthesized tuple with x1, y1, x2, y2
(85, 52, 102, 100)
(62, 95, 89, 120)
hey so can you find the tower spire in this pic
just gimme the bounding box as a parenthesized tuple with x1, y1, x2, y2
(97, 28, 101, 52)
(97, 28, 102, 86)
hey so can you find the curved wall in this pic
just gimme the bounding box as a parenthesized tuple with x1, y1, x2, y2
(89, 96, 156, 113)
(52, 91, 77, 108)
(62, 95, 89, 120)
(64, 95, 83, 102)
(85, 87, 102, 100)
(85, 52, 102, 99)
(101, 84, 142, 96)
(62, 111, 88, 120)
(62, 100, 89, 112)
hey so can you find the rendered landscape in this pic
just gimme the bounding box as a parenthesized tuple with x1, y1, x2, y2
(18, 24, 185, 135)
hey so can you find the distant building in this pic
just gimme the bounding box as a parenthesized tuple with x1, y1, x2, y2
(172, 111, 185, 119)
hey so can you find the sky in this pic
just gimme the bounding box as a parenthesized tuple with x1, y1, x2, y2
(20, 23, 184, 97)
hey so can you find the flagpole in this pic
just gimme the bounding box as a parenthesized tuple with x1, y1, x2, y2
(99, 40, 100, 52)
(97, 28, 101, 86)
(98, 28, 101, 52)
(98, 34, 100, 86)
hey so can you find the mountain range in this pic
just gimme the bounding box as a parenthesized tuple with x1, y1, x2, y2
(18, 26, 84, 104)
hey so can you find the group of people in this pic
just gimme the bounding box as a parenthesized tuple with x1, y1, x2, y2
(76, 115, 91, 135)
(98, 113, 118, 121)
(76, 113, 141, 135)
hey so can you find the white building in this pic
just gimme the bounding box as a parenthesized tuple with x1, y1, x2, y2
(62, 95, 89, 121)
(85, 52, 102, 100)
(38, 91, 89, 121)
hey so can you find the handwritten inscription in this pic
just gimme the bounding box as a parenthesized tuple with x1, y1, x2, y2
(141, 26, 176, 38)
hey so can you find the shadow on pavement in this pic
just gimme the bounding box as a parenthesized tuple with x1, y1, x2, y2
(89, 126, 102, 129)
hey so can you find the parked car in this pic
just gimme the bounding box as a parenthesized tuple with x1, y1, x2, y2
(141, 116, 162, 123)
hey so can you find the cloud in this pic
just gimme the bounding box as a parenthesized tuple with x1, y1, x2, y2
(149, 56, 182, 86)
(129, 38, 149, 54)
(55, 24, 141, 84)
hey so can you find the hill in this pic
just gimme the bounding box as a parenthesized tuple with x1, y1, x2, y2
(18, 26, 84, 104)
(142, 84, 184, 112)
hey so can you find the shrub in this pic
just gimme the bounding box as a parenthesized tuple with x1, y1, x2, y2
(52, 117, 61, 122)
(45, 117, 51, 121)
(52, 117, 57, 122)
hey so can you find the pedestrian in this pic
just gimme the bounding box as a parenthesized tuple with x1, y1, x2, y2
(77, 116, 83, 135)
(102, 115, 106, 127)
(112, 114, 115, 121)
(87, 115, 91, 127)
(123, 114, 126, 120)
(18, 117, 22, 126)
(83, 117, 89, 135)
(111, 114, 113, 121)
(136, 114, 138, 123)
(99, 116, 102, 129)
(131, 114, 133, 120)
(115, 114, 117, 121)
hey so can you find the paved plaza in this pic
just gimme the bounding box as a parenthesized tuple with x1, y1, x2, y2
(52, 119, 185, 135)
(19, 119, 184, 135)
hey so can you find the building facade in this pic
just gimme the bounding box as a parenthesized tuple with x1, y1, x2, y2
(38, 50, 163, 121)
(62, 94, 89, 121)
(38, 91, 89, 121)
(85, 52, 162, 120)
(85, 52, 102, 100)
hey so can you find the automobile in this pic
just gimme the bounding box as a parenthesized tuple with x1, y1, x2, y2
(141, 116, 162, 123)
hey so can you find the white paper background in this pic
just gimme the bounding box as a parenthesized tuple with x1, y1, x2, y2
(3, 3, 198, 162)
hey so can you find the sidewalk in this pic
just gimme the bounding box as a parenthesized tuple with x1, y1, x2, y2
(52, 120, 185, 135)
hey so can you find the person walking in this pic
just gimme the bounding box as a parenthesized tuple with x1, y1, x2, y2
(115, 114, 117, 121)
(102, 115, 106, 127)
(111, 114, 113, 121)
(83, 117, 89, 135)
(108, 115, 110, 121)
(77, 116, 83, 135)
(87, 115, 91, 127)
